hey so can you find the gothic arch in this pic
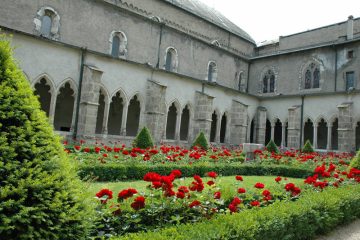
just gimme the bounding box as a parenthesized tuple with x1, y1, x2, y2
(165, 100, 180, 140)
(56, 78, 78, 95)
(110, 87, 128, 103)
(315, 115, 329, 126)
(31, 73, 55, 90)
(33, 6, 61, 39)
(298, 57, 325, 90)
(95, 86, 109, 134)
(164, 46, 179, 72)
(32, 74, 55, 117)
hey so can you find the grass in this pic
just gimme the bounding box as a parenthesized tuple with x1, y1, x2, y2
(86, 175, 304, 200)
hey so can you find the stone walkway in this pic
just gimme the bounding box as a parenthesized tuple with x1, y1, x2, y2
(316, 219, 360, 240)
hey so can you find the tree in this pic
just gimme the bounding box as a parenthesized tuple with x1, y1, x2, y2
(133, 127, 154, 149)
(0, 36, 93, 239)
(191, 132, 209, 150)
(266, 139, 279, 153)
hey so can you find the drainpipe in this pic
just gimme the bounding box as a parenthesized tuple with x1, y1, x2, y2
(246, 61, 251, 93)
(333, 45, 338, 92)
(156, 23, 164, 68)
(73, 47, 86, 139)
(299, 95, 305, 149)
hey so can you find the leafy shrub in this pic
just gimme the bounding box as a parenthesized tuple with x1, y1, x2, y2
(78, 163, 313, 181)
(117, 184, 360, 240)
(132, 127, 154, 149)
(349, 150, 360, 170)
(266, 139, 279, 153)
(191, 132, 209, 150)
(0, 36, 93, 239)
(302, 140, 314, 153)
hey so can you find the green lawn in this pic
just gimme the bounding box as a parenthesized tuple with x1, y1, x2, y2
(86, 175, 304, 200)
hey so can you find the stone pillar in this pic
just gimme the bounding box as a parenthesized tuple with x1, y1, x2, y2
(175, 111, 182, 141)
(121, 102, 128, 136)
(76, 65, 103, 138)
(327, 124, 332, 150)
(192, 91, 214, 142)
(49, 92, 56, 126)
(271, 124, 275, 141)
(287, 105, 301, 149)
(281, 124, 286, 147)
(215, 116, 221, 143)
(255, 107, 267, 145)
(102, 100, 110, 135)
(337, 102, 354, 152)
(313, 123, 318, 149)
(145, 80, 167, 143)
(230, 100, 248, 145)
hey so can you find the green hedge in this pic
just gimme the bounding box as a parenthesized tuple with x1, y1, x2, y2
(117, 184, 360, 240)
(78, 163, 313, 181)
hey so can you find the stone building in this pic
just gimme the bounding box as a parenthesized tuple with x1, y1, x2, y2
(0, 0, 359, 152)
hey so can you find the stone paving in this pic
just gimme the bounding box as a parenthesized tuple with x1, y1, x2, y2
(316, 219, 360, 240)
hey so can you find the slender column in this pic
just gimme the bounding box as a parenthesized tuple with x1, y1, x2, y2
(48, 91, 56, 125)
(70, 95, 77, 133)
(281, 125, 286, 147)
(175, 111, 181, 141)
(313, 123, 318, 149)
(102, 100, 110, 135)
(215, 116, 221, 143)
(327, 124, 332, 150)
(121, 102, 128, 136)
(271, 124, 275, 140)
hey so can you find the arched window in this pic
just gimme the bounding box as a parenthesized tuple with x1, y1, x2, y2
(304, 63, 320, 89)
(34, 78, 52, 117)
(126, 95, 141, 136)
(165, 48, 178, 72)
(109, 31, 127, 58)
(180, 105, 190, 141)
(34, 7, 60, 39)
(208, 62, 217, 82)
(263, 70, 275, 93)
(210, 111, 217, 142)
(166, 103, 177, 140)
(54, 82, 75, 132)
(108, 92, 124, 135)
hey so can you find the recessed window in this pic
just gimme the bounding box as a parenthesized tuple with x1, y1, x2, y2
(263, 70, 275, 93)
(346, 71, 355, 90)
(34, 7, 60, 39)
(304, 63, 320, 89)
(207, 62, 217, 82)
(109, 31, 127, 58)
(347, 50, 354, 59)
(165, 48, 178, 72)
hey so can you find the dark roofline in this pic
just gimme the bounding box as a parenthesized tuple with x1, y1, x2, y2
(279, 16, 360, 39)
(160, 0, 256, 45)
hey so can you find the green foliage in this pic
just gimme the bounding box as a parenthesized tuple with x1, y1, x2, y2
(349, 150, 360, 170)
(116, 184, 360, 240)
(132, 127, 154, 149)
(0, 36, 93, 239)
(302, 140, 314, 153)
(78, 163, 313, 181)
(191, 132, 209, 150)
(266, 139, 279, 153)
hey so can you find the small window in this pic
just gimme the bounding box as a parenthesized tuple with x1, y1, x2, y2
(111, 35, 120, 57)
(208, 62, 217, 82)
(304, 63, 320, 89)
(40, 15, 52, 37)
(109, 31, 127, 58)
(34, 7, 60, 39)
(347, 50, 354, 59)
(262, 69, 275, 93)
(346, 71, 355, 90)
(164, 48, 178, 72)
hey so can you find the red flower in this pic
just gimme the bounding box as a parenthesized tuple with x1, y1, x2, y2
(176, 191, 185, 199)
(231, 197, 242, 205)
(171, 169, 182, 178)
(130, 152, 137, 157)
(207, 171, 218, 178)
(151, 181, 162, 189)
(228, 203, 237, 213)
(207, 180, 215, 186)
(131, 196, 145, 210)
(189, 200, 201, 208)
(83, 147, 90, 153)
(262, 189, 271, 197)
(254, 182, 265, 189)
(237, 188, 246, 194)
(96, 189, 113, 204)
(235, 175, 243, 181)
(250, 200, 260, 207)
(118, 188, 138, 200)
(74, 145, 81, 151)
(275, 176, 282, 182)
(95, 146, 101, 153)
(178, 186, 189, 193)
(122, 150, 129, 155)
(102, 153, 108, 158)
(214, 191, 221, 199)
(194, 175, 203, 183)
(285, 183, 295, 191)
(143, 172, 162, 182)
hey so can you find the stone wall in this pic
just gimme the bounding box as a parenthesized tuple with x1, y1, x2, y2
(287, 105, 301, 149)
(254, 107, 267, 145)
(337, 102, 354, 152)
(230, 100, 248, 145)
(192, 91, 214, 142)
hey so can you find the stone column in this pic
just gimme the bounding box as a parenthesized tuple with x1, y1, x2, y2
(230, 100, 248, 145)
(76, 65, 103, 139)
(175, 110, 182, 141)
(313, 123, 318, 149)
(271, 124, 275, 141)
(192, 91, 214, 142)
(287, 105, 301, 149)
(145, 80, 167, 143)
(101, 100, 110, 135)
(121, 102, 128, 136)
(215, 116, 221, 143)
(48, 92, 56, 125)
(337, 102, 354, 152)
(327, 124, 332, 150)
(281, 124, 286, 147)
(255, 107, 267, 145)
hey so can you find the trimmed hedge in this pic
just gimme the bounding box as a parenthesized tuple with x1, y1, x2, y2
(191, 131, 209, 150)
(132, 127, 154, 149)
(349, 150, 360, 170)
(78, 163, 313, 181)
(117, 184, 360, 240)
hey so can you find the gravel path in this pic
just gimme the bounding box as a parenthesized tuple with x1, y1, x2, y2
(316, 219, 360, 240)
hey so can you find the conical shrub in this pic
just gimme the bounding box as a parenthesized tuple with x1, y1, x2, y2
(302, 140, 314, 153)
(191, 132, 209, 150)
(133, 127, 154, 149)
(0, 36, 93, 239)
(266, 139, 279, 153)
(349, 150, 360, 170)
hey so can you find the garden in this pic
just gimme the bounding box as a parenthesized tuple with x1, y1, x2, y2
(1, 34, 360, 240)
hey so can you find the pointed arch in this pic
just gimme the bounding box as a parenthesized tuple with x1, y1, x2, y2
(299, 57, 325, 90)
(180, 104, 191, 141)
(95, 86, 109, 134)
(210, 109, 220, 142)
(126, 93, 141, 136)
(109, 31, 128, 58)
(107, 89, 127, 135)
(164, 47, 178, 72)
(220, 112, 228, 143)
(274, 118, 282, 146)
(259, 66, 278, 94)
(166, 100, 179, 140)
(54, 80, 76, 131)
